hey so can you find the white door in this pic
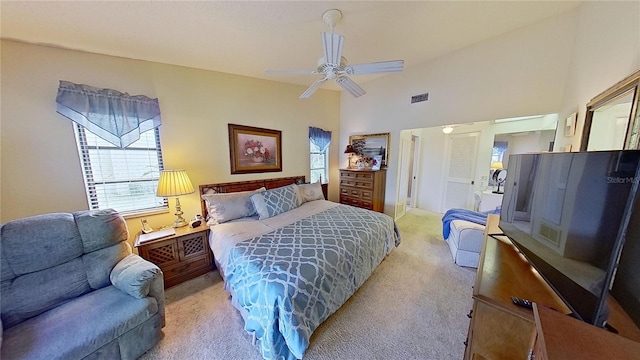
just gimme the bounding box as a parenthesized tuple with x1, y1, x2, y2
(395, 131, 412, 219)
(442, 132, 479, 212)
(408, 135, 420, 209)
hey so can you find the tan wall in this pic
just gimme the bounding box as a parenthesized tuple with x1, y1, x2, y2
(0, 40, 341, 247)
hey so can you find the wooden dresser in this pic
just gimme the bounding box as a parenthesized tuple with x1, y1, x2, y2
(339, 168, 386, 212)
(530, 303, 640, 360)
(464, 215, 640, 359)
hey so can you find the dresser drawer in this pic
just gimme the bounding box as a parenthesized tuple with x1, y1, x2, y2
(340, 179, 357, 187)
(355, 180, 374, 190)
(163, 256, 210, 281)
(340, 195, 359, 206)
(359, 200, 373, 210)
(340, 195, 373, 210)
(341, 179, 373, 189)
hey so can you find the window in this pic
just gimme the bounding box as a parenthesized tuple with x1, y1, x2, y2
(310, 140, 328, 184)
(74, 124, 166, 215)
(491, 141, 508, 164)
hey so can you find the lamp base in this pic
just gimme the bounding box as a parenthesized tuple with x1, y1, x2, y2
(172, 197, 189, 228)
(172, 217, 189, 228)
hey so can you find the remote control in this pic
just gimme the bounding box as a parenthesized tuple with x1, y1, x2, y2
(511, 296, 533, 309)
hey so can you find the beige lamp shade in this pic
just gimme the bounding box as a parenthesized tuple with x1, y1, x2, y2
(156, 169, 194, 227)
(156, 169, 195, 197)
(490, 161, 504, 169)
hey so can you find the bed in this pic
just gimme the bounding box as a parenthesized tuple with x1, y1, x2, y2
(199, 176, 401, 360)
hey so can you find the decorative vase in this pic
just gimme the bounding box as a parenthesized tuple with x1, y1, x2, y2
(252, 156, 264, 163)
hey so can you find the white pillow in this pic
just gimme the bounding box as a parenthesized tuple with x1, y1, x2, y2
(298, 182, 325, 203)
(202, 187, 265, 225)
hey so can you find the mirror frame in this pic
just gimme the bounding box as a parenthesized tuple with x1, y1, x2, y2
(349, 132, 391, 168)
(581, 70, 640, 151)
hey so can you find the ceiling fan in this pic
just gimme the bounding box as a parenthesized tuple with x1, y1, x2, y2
(265, 9, 404, 99)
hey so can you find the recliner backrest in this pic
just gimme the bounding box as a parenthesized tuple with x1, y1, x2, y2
(0, 209, 129, 329)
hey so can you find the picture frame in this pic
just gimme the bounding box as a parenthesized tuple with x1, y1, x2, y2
(228, 124, 282, 174)
(564, 112, 577, 137)
(349, 132, 390, 168)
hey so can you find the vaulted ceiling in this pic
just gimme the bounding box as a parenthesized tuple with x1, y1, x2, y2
(1, 1, 581, 91)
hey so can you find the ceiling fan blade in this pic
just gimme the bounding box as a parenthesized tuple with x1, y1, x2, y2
(345, 60, 404, 75)
(265, 69, 320, 76)
(322, 32, 344, 66)
(300, 77, 328, 99)
(336, 76, 366, 98)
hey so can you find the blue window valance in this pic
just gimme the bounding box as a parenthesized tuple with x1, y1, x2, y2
(56, 80, 162, 148)
(309, 126, 332, 152)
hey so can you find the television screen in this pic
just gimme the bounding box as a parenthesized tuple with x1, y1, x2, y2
(499, 150, 640, 326)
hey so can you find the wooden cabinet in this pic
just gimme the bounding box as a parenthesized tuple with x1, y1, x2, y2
(339, 168, 386, 212)
(135, 225, 213, 288)
(464, 214, 571, 360)
(465, 215, 640, 359)
(530, 303, 640, 360)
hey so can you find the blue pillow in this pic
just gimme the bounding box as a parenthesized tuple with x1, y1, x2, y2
(251, 184, 300, 220)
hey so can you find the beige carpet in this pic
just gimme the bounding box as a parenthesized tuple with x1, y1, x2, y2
(140, 209, 476, 360)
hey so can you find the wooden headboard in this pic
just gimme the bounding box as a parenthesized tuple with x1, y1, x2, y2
(199, 176, 306, 219)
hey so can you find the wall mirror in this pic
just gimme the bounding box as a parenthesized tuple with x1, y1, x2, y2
(349, 132, 390, 167)
(581, 70, 640, 151)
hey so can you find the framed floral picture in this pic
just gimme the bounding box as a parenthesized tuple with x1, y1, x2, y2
(228, 124, 282, 174)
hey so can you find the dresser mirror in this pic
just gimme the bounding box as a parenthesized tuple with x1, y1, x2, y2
(581, 70, 640, 151)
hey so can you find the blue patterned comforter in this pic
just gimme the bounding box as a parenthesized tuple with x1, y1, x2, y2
(223, 204, 400, 360)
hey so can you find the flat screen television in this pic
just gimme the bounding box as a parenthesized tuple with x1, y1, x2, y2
(499, 150, 640, 327)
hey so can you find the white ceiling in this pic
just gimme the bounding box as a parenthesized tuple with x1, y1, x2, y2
(1, 1, 581, 92)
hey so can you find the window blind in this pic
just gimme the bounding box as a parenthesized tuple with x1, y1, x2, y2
(74, 124, 167, 214)
(310, 141, 328, 184)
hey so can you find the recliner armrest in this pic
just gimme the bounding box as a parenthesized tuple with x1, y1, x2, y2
(110, 254, 161, 298)
(109, 254, 165, 327)
(147, 272, 166, 327)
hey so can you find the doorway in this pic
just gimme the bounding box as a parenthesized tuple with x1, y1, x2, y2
(442, 132, 480, 212)
(407, 135, 420, 210)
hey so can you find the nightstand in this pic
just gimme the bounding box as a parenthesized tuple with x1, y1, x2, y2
(134, 224, 214, 288)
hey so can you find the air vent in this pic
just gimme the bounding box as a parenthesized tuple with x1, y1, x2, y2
(411, 93, 429, 104)
(539, 223, 561, 246)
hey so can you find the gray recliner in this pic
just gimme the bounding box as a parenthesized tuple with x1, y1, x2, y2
(0, 209, 165, 360)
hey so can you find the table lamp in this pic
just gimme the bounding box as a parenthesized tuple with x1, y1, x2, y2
(156, 169, 195, 227)
(344, 144, 357, 169)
